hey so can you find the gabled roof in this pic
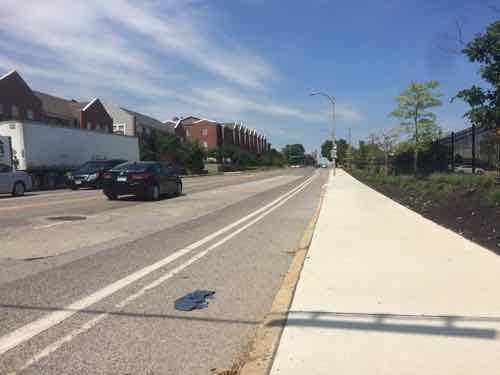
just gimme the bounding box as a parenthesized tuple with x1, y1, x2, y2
(221, 122, 239, 130)
(164, 119, 180, 128)
(1, 70, 41, 102)
(34, 91, 81, 121)
(82, 98, 99, 111)
(121, 107, 173, 134)
(0, 69, 18, 81)
(192, 118, 218, 125)
(178, 116, 202, 126)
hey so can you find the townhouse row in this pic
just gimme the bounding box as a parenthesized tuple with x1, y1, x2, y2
(167, 117, 270, 155)
(0, 69, 270, 158)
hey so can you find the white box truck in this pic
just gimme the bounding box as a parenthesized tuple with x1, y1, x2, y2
(0, 135, 13, 167)
(0, 121, 140, 190)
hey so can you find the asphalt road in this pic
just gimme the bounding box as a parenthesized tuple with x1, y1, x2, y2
(0, 168, 326, 374)
(0, 170, 298, 230)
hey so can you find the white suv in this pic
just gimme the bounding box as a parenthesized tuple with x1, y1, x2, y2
(0, 163, 33, 196)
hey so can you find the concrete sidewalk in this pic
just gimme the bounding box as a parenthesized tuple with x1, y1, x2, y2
(270, 169, 500, 375)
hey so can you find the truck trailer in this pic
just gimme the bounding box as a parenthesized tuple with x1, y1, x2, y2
(0, 121, 140, 190)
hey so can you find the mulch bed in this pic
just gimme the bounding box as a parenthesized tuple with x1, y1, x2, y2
(353, 174, 500, 256)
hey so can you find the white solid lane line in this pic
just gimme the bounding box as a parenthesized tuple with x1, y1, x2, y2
(19, 173, 317, 371)
(0, 173, 317, 358)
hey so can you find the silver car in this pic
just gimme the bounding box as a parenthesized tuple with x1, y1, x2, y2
(454, 165, 486, 175)
(0, 163, 33, 196)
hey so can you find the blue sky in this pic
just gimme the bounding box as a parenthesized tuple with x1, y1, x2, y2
(0, 1, 497, 152)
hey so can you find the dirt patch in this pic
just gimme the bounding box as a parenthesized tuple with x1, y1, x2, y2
(352, 173, 500, 255)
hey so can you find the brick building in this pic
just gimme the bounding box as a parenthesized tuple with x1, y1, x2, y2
(183, 119, 222, 151)
(0, 70, 43, 122)
(177, 116, 270, 155)
(0, 70, 112, 132)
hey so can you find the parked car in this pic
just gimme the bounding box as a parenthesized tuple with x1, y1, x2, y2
(68, 159, 127, 190)
(0, 163, 33, 196)
(454, 165, 486, 175)
(172, 166, 188, 176)
(101, 161, 182, 201)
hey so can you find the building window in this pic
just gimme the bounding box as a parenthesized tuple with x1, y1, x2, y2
(202, 128, 208, 136)
(27, 109, 34, 120)
(96, 123, 101, 131)
(203, 141, 208, 149)
(113, 124, 126, 135)
(87, 122, 92, 130)
(74, 120, 79, 128)
(12, 105, 20, 119)
(185, 129, 190, 137)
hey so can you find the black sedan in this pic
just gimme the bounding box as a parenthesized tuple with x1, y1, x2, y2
(101, 161, 183, 201)
(69, 159, 127, 190)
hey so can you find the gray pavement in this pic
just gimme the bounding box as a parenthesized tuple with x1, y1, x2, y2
(0, 168, 326, 374)
(270, 169, 500, 375)
(0, 170, 289, 230)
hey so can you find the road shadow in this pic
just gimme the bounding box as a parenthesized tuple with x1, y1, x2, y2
(0, 193, 41, 200)
(113, 193, 186, 202)
(266, 311, 498, 340)
(0, 303, 256, 326)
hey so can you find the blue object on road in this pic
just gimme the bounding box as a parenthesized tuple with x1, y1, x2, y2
(174, 290, 216, 311)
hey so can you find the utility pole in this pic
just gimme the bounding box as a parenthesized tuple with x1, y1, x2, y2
(311, 91, 336, 175)
(472, 124, 476, 175)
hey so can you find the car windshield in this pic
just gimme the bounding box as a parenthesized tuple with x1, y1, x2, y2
(75, 162, 108, 174)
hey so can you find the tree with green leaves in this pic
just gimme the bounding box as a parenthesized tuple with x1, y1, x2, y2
(321, 139, 348, 163)
(335, 139, 349, 165)
(390, 80, 443, 175)
(376, 128, 399, 175)
(282, 144, 305, 164)
(480, 130, 500, 167)
(321, 140, 333, 161)
(454, 21, 500, 129)
(153, 133, 205, 173)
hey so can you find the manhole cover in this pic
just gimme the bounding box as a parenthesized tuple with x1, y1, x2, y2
(47, 216, 87, 222)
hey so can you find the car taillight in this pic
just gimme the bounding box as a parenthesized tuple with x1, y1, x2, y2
(130, 171, 153, 181)
(103, 172, 112, 179)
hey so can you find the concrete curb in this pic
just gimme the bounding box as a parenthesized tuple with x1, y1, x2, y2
(238, 178, 327, 375)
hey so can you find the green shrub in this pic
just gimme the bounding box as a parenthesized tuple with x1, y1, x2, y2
(488, 189, 500, 206)
(428, 173, 495, 189)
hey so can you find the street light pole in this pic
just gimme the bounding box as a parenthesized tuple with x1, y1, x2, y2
(311, 91, 336, 175)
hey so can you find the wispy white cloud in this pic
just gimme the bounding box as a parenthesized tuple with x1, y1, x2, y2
(0, 0, 274, 89)
(187, 87, 361, 122)
(0, 0, 362, 130)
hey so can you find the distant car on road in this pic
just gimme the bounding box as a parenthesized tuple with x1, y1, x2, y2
(454, 165, 486, 175)
(68, 159, 127, 190)
(0, 163, 32, 196)
(101, 161, 182, 201)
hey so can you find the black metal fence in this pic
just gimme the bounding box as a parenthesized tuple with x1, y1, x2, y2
(438, 125, 500, 170)
(391, 125, 500, 175)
